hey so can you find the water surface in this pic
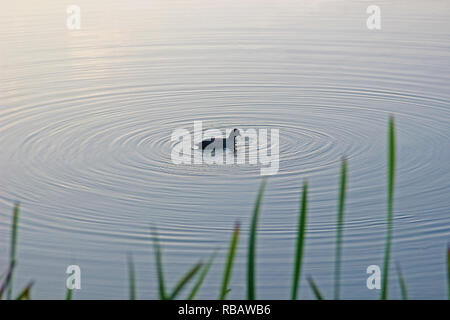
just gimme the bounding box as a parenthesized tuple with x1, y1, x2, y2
(1, 0, 449, 299)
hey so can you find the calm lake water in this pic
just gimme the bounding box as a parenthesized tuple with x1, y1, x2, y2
(1, 0, 449, 299)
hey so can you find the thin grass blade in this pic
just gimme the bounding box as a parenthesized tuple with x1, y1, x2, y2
(396, 262, 407, 300)
(15, 282, 33, 300)
(307, 276, 324, 300)
(247, 179, 267, 300)
(381, 116, 395, 300)
(291, 181, 308, 300)
(151, 227, 166, 300)
(188, 252, 216, 300)
(219, 222, 240, 300)
(127, 253, 136, 300)
(6, 203, 20, 300)
(168, 262, 203, 300)
(0, 262, 15, 299)
(65, 288, 73, 300)
(447, 243, 450, 300)
(334, 159, 347, 300)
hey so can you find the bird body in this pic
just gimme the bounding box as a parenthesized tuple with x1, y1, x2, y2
(197, 128, 240, 151)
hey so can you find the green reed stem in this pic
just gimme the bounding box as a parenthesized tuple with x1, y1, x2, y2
(396, 262, 407, 300)
(307, 276, 324, 300)
(219, 223, 240, 300)
(334, 159, 347, 300)
(381, 116, 395, 300)
(7, 203, 20, 300)
(168, 262, 203, 300)
(188, 252, 216, 300)
(15, 282, 33, 300)
(247, 179, 267, 300)
(291, 181, 308, 300)
(65, 288, 73, 300)
(447, 244, 450, 300)
(151, 227, 166, 300)
(127, 253, 136, 300)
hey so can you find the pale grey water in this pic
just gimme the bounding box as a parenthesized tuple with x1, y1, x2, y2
(0, 0, 449, 299)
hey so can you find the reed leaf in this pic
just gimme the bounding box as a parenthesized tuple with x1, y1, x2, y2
(168, 262, 203, 300)
(151, 227, 167, 300)
(307, 276, 324, 300)
(381, 116, 395, 300)
(396, 262, 407, 300)
(219, 223, 240, 300)
(447, 243, 450, 300)
(334, 159, 347, 300)
(247, 179, 267, 300)
(291, 181, 308, 300)
(0, 262, 15, 299)
(6, 203, 20, 300)
(127, 253, 136, 300)
(65, 288, 73, 300)
(188, 252, 216, 300)
(16, 282, 33, 300)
